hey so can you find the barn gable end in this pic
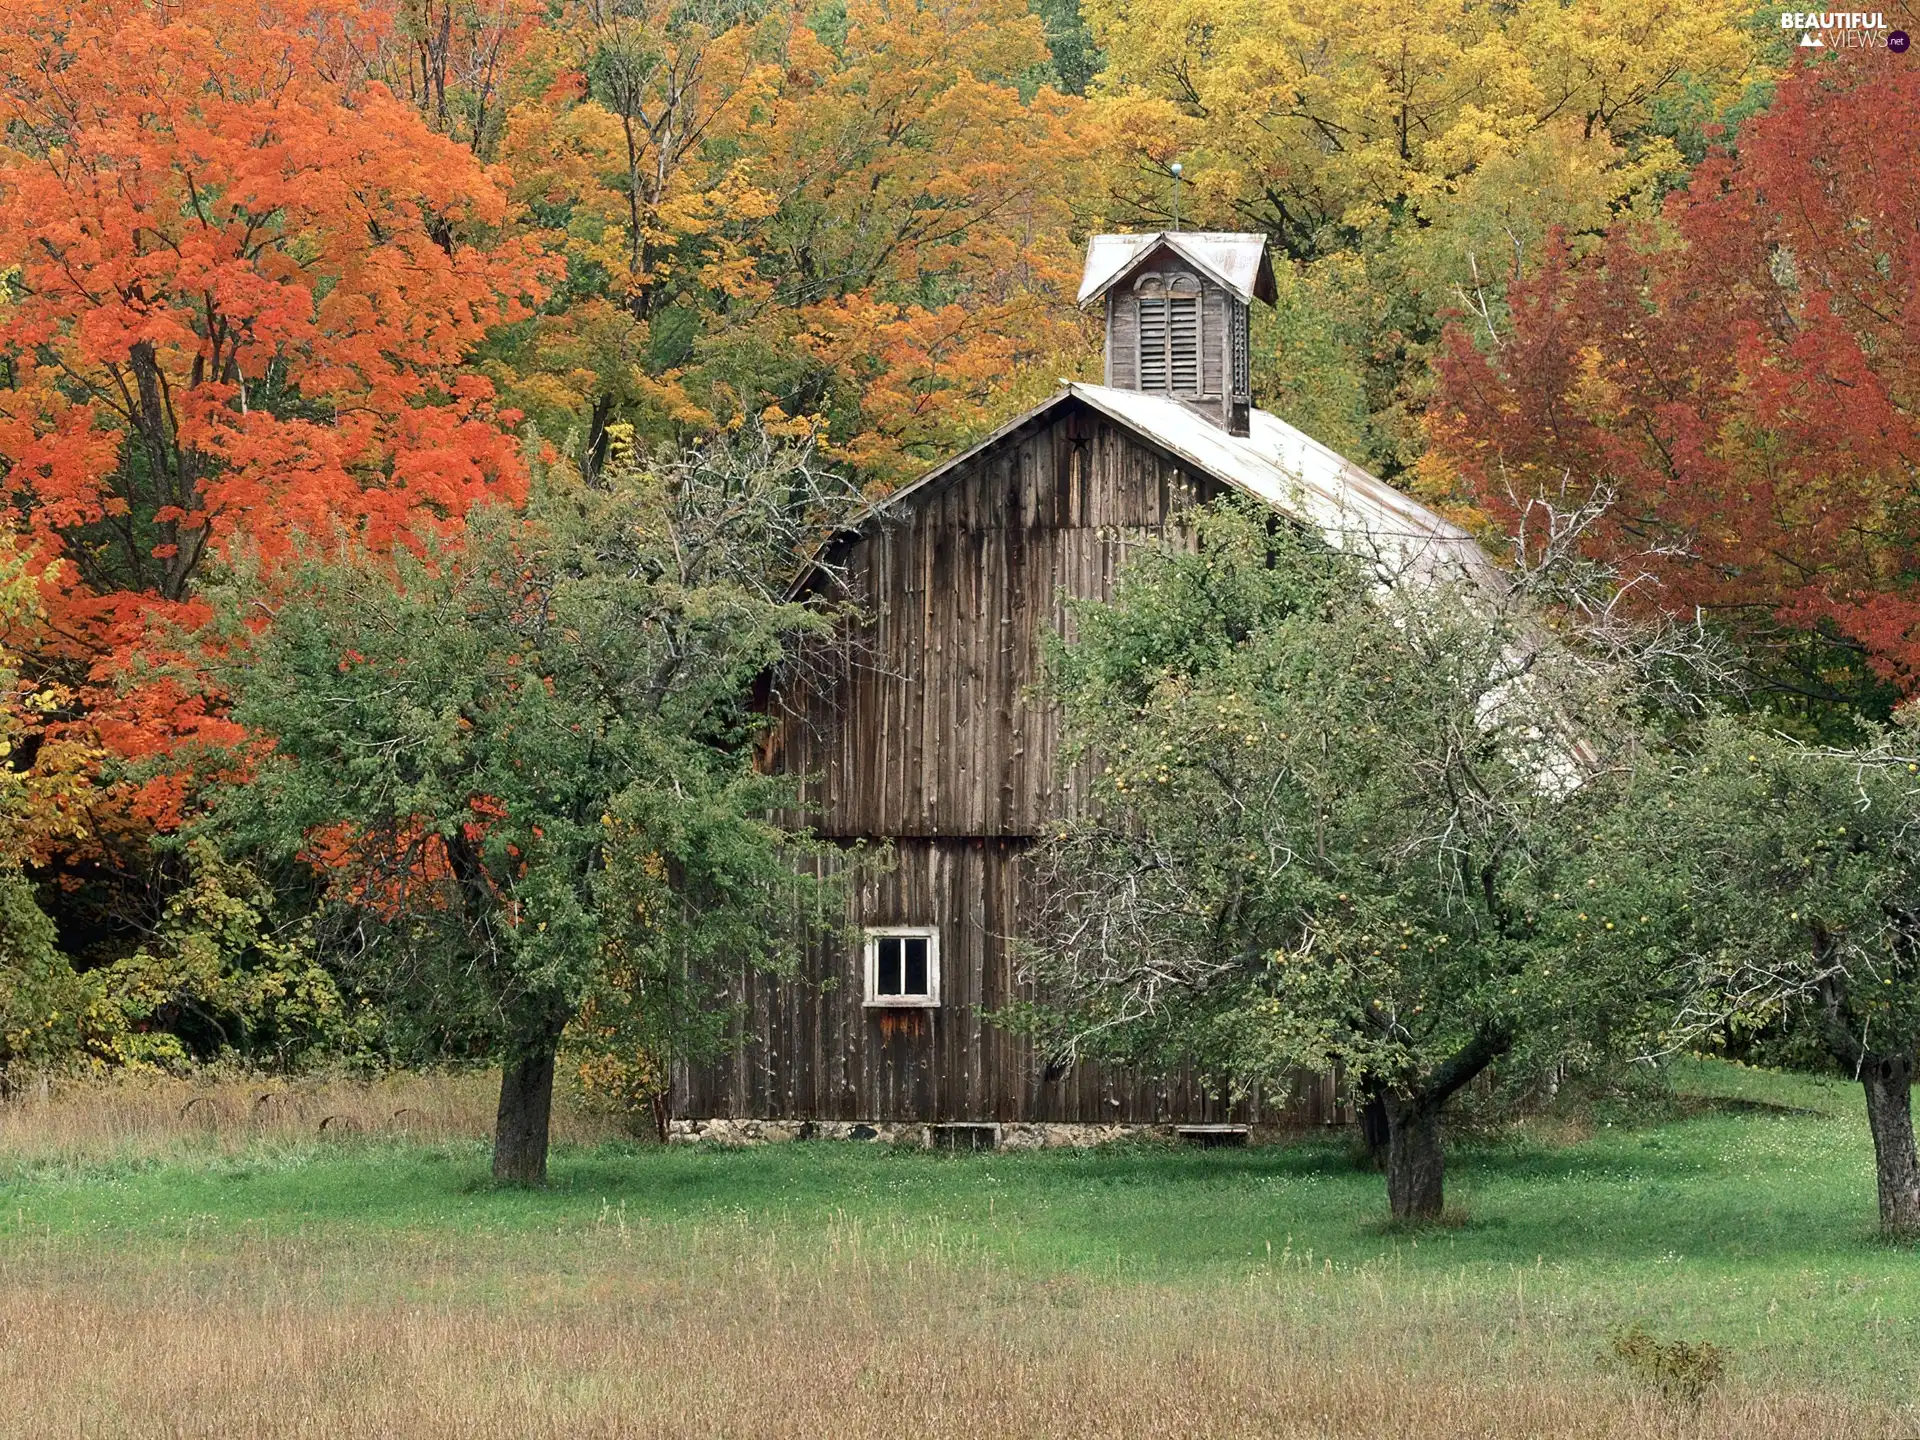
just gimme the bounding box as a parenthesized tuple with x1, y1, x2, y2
(672, 232, 1484, 1140)
(675, 401, 1312, 1129)
(765, 398, 1223, 841)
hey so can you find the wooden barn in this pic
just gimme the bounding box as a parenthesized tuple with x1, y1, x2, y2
(671, 232, 1488, 1143)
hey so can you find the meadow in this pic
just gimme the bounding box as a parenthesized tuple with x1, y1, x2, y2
(0, 1062, 1913, 1438)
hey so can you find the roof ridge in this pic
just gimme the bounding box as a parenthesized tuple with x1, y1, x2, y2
(1077, 232, 1278, 306)
(787, 384, 1495, 600)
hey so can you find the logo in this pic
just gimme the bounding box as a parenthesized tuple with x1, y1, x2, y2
(1779, 11, 1898, 49)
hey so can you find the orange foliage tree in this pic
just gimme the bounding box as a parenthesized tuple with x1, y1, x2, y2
(496, 0, 1094, 486)
(0, 0, 550, 845)
(1428, 55, 1920, 710)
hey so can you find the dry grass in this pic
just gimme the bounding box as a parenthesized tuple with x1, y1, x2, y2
(0, 1217, 1897, 1440)
(0, 1068, 622, 1167)
(0, 1062, 1910, 1436)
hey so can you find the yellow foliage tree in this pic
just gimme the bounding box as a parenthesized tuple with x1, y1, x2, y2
(1083, 0, 1767, 470)
(0, 553, 95, 874)
(497, 0, 1096, 485)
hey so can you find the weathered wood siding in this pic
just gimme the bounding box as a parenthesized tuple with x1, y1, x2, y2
(1107, 291, 1139, 390)
(1202, 285, 1228, 398)
(675, 838, 1338, 1126)
(676, 397, 1342, 1127)
(764, 404, 1216, 839)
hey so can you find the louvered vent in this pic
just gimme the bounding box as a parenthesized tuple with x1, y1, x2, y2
(1169, 294, 1199, 393)
(1231, 299, 1250, 398)
(1138, 295, 1168, 391)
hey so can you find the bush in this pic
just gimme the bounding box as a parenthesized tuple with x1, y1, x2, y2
(0, 869, 94, 1085)
(1609, 1324, 1727, 1404)
(88, 842, 377, 1072)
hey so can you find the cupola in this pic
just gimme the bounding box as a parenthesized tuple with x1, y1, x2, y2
(1078, 232, 1276, 437)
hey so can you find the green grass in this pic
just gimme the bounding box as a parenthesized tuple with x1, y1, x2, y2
(3, 1059, 1916, 1404)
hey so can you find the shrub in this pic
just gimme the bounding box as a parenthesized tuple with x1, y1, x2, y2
(1609, 1324, 1727, 1404)
(89, 842, 377, 1073)
(0, 869, 94, 1085)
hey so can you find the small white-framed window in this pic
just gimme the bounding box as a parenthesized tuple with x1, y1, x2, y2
(863, 927, 940, 1008)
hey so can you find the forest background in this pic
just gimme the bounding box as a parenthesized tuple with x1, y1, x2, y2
(0, 0, 1910, 1101)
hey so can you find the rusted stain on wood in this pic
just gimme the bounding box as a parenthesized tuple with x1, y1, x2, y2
(876, 1010, 927, 1041)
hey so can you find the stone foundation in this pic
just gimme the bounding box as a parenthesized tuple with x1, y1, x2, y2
(667, 1117, 931, 1146)
(667, 1118, 1290, 1148)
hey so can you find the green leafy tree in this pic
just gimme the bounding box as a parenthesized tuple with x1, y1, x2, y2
(1027, 499, 1666, 1220)
(211, 430, 854, 1183)
(1579, 716, 1920, 1238)
(0, 871, 92, 1084)
(92, 841, 374, 1073)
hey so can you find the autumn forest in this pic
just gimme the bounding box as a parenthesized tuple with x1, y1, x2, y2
(4, 0, 1920, 1429)
(0, 0, 1912, 1152)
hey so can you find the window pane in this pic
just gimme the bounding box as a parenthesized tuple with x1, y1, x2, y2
(877, 937, 903, 995)
(903, 937, 929, 996)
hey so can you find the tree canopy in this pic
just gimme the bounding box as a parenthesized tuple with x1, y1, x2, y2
(1023, 499, 1669, 1219)
(1565, 714, 1920, 1237)
(1083, 0, 1769, 471)
(210, 433, 853, 1181)
(1429, 58, 1920, 717)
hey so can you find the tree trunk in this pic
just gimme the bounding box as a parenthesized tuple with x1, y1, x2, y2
(493, 1037, 561, 1186)
(1370, 1025, 1508, 1223)
(651, 1088, 670, 1146)
(1382, 1094, 1445, 1222)
(1813, 965, 1920, 1241)
(1861, 1052, 1920, 1239)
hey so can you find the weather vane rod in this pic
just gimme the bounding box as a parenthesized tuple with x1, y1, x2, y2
(1171, 161, 1183, 232)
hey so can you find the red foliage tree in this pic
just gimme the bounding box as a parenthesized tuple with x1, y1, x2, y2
(1429, 55, 1920, 692)
(0, 0, 550, 832)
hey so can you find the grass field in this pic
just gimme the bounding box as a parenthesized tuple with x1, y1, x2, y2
(0, 1062, 1913, 1437)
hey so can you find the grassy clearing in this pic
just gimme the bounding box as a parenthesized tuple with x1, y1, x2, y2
(0, 1061, 1913, 1437)
(0, 1067, 625, 1165)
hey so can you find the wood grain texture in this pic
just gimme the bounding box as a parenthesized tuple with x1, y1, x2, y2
(764, 404, 1215, 839)
(675, 839, 1334, 1126)
(675, 395, 1341, 1126)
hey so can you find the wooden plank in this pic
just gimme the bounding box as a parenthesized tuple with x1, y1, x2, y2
(676, 405, 1343, 1128)
(1203, 287, 1227, 399)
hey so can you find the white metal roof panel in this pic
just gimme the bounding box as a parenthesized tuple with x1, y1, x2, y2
(1077, 233, 1278, 307)
(1064, 383, 1498, 587)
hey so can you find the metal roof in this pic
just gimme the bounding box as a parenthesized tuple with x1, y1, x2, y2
(1077, 233, 1279, 307)
(1071, 383, 1497, 586)
(821, 383, 1497, 594)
